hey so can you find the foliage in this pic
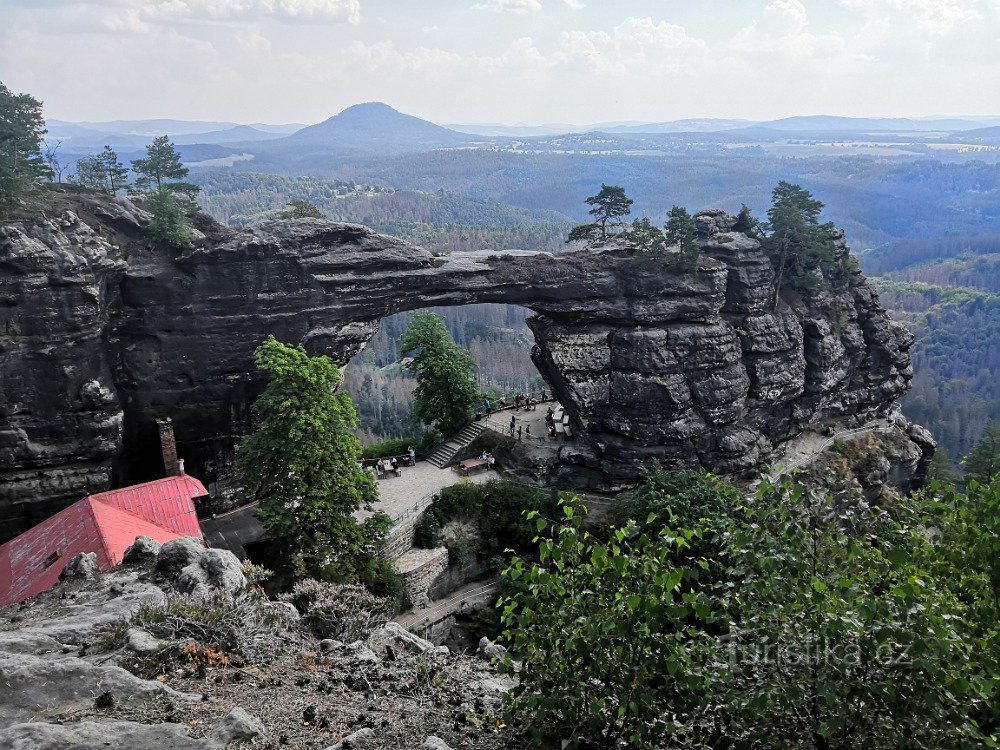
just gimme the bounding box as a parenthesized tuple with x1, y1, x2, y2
(665, 204, 700, 271)
(147, 187, 192, 248)
(498, 498, 712, 749)
(279, 198, 326, 219)
(763, 181, 839, 307)
(237, 336, 386, 587)
(131, 135, 198, 198)
(609, 465, 740, 567)
(359, 432, 438, 459)
(622, 216, 667, 254)
(732, 203, 761, 236)
(74, 145, 129, 194)
(399, 311, 480, 435)
(715, 478, 988, 749)
(0, 81, 49, 216)
(501, 477, 994, 748)
(914, 477, 1000, 735)
(281, 579, 391, 641)
(568, 183, 633, 242)
(962, 420, 1000, 485)
(413, 479, 552, 566)
(128, 592, 298, 665)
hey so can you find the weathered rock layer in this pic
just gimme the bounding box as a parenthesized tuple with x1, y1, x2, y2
(0, 188, 924, 539)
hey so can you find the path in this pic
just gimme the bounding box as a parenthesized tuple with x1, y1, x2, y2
(765, 416, 898, 483)
(395, 578, 501, 632)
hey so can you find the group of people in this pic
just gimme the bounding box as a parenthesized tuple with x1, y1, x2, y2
(361, 445, 417, 480)
(508, 414, 531, 440)
(478, 451, 497, 470)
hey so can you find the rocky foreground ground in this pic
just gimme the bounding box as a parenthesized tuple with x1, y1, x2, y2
(0, 537, 517, 749)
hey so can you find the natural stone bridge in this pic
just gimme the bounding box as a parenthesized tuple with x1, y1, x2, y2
(0, 188, 923, 540)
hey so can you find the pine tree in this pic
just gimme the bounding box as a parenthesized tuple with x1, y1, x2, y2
(131, 135, 197, 198)
(101, 145, 129, 194)
(962, 420, 1000, 484)
(567, 184, 633, 243)
(664, 205, 700, 271)
(763, 181, 837, 309)
(0, 82, 49, 216)
(74, 145, 129, 194)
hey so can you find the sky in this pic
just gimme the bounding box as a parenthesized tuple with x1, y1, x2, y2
(2, 0, 999, 126)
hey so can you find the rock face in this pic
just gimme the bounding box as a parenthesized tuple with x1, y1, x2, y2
(0, 187, 923, 539)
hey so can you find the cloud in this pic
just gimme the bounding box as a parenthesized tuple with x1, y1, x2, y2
(150, 0, 362, 24)
(732, 0, 848, 58)
(471, 0, 541, 13)
(840, 0, 982, 34)
(562, 0, 585, 8)
(553, 16, 709, 76)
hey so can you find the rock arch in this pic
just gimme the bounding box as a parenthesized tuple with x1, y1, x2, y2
(0, 193, 917, 539)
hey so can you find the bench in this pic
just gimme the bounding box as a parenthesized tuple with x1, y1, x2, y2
(453, 458, 488, 476)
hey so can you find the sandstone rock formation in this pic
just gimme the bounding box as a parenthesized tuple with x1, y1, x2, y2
(0, 186, 929, 540)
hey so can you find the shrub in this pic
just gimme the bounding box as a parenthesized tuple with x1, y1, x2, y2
(499, 498, 712, 748)
(129, 592, 298, 665)
(282, 579, 390, 641)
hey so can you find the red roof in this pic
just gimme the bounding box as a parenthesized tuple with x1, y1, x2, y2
(0, 475, 207, 607)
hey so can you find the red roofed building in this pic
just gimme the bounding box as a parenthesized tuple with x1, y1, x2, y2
(0, 473, 206, 607)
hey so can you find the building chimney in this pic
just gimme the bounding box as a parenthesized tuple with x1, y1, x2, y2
(156, 418, 180, 476)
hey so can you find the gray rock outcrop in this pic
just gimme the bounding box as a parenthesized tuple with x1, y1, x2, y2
(154, 537, 246, 598)
(0, 720, 217, 750)
(0, 186, 927, 537)
(59, 552, 100, 581)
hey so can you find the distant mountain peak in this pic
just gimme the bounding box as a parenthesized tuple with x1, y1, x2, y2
(280, 101, 470, 150)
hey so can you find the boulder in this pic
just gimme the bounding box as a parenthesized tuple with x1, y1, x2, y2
(125, 626, 168, 655)
(122, 535, 162, 564)
(155, 537, 246, 598)
(423, 737, 452, 750)
(59, 552, 100, 581)
(210, 705, 267, 745)
(0, 720, 214, 749)
(0, 652, 197, 724)
(476, 636, 507, 662)
(367, 622, 436, 657)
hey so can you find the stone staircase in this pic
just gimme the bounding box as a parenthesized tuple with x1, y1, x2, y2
(426, 421, 486, 468)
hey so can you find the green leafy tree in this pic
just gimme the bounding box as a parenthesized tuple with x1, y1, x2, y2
(962, 420, 1000, 484)
(279, 199, 326, 219)
(74, 145, 129, 194)
(763, 181, 837, 308)
(131, 135, 198, 198)
(915, 477, 999, 736)
(499, 498, 713, 749)
(0, 82, 49, 216)
(237, 336, 386, 587)
(399, 311, 479, 435)
(567, 183, 633, 243)
(716, 478, 986, 749)
(665, 205, 700, 271)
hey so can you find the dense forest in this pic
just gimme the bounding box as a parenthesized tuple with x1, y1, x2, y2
(194, 171, 571, 254)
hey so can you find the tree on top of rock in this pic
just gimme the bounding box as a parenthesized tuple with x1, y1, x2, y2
(131, 135, 198, 199)
(0, 81, 49, 217)
(280, 199, 326, 219)
(664, 205, 700, 272)
(74, 145, 129, 195)
(568, 184, 633, 244)
(962, 420, 999, 485)
(762, 181, 837, 309)
(131, 136, 199, 249)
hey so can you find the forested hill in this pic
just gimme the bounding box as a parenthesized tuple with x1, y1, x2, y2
(193, 171, 572, 253)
